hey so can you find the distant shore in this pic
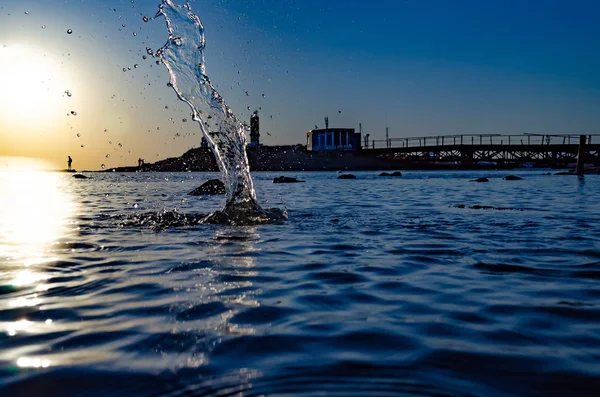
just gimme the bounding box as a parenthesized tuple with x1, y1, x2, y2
(92, 145, 578, 173)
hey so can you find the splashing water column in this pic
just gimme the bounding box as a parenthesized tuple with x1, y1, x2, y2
(156, 1, 285, 224)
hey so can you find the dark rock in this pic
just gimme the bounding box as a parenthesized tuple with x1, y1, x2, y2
(188, 179, 225, 196)
(379, 171, 402, 177)
(470, 205, 494, 210)
(503, 175, 523, 180)
(471, 177, 489, 182)
(72, 174, 89, 179)
(273, 176, 305, 183)
(338, 174, 356, 180)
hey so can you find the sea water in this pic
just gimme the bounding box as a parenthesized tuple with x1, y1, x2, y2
(1, 170, 599, 396)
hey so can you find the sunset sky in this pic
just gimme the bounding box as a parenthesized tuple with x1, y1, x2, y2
(1, 0, 600, 170)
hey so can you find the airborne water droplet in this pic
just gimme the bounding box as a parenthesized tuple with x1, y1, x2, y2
(41, 25, 46, 29)
(70, 111, 77, 116)
(101, 164, 106, 169)
(77, 133, 81, 137)
(143, 16, 149, 22)
(134, 64, 139, 68)
(173, 37, 183, 46)
(118, 143, 122, 147)
(262, 94, 265, 98)
(106, 154, 110, 158)
(65, 90, 72, 97)
(67, 29, 73, 34)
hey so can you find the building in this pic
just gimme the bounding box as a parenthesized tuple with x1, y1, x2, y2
(250, 111, 260, 146)
(306, 128, 361, 151)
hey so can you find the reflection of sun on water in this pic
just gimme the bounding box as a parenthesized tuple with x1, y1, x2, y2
(0, 158, 78, 370)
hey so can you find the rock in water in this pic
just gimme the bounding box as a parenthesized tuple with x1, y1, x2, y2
(273, 176, 305, 183)
(72, 174, 89, 179)
(503, 175, 523, 180)
(338, 174, 356, 180)
(391, 171, 403, 177)
(202, 201, 287, 225)
(471, 177, 489, 183)
(379, 172, 391, 177)
(188, 179, 226, 196)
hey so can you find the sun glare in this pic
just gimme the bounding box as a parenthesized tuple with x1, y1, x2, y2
(0, 45, 73, 126)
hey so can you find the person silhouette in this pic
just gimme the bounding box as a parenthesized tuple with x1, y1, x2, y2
(67, 156, 73, 171)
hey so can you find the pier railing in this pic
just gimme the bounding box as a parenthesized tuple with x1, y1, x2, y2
(368, 134, 599, 150)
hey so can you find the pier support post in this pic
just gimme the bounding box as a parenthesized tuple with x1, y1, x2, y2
(576, 135, 587, 175)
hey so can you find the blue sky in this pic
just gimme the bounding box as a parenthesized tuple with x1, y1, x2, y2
(1, 0, 599, 169)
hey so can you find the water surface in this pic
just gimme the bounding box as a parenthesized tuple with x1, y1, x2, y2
(1, 170, 599, 396)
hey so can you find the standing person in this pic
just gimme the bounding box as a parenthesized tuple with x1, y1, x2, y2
(67, 156, 73, 171)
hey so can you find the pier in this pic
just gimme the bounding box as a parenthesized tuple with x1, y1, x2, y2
(363, 134, 600, 167)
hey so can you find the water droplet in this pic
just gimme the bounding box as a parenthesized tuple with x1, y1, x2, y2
(143, 16, 149, 22)
(134, 64, 139, 68)
(41, 25, 46, 29)
(118, 143, 122, 147)
(101, 164, 106, 169)
(182, 118, 187, 122)
(173, 37, 183, 46)
(67, 29, 73, 34)
(247, 106, 251, 110)
(109, 141, 112, 144)
(80, 144, 85, 148)
(77, 133, 81, 137)
(146, 47, 153, 55)
(70, 111, 77, 116)
(133, 203, 138, 208)
(104, 129, 108, 132)
(123, 68, 127, 72)
(133, 32, 137, 37)
(245, 91, 249, 96)
(106, 154, 110, 158)
(142, 55, 147, 60)
(262, 94, 266, 98)
(24, 11, 29, 15)
(65, 90, 72, 97)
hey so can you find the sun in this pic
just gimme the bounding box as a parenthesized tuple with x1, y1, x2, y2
(0, 44, 73, 127)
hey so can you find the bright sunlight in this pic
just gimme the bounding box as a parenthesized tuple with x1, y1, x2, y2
(0, 44, 73, 127)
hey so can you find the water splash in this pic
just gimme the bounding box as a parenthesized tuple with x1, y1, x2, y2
(155, 0, 285, 225)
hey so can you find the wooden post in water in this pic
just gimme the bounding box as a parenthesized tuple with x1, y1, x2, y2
(576, 135, 587, 175)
